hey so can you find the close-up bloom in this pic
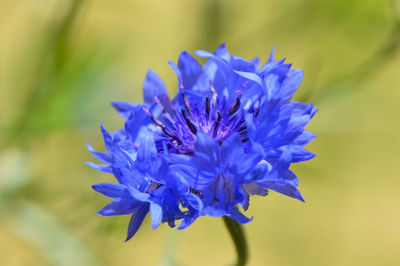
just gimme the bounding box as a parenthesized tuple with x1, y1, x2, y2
(88, 44, 317, 241)
(5, 1, 400, 265)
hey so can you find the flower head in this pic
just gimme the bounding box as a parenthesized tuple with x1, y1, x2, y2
(88, 44, 317, 240)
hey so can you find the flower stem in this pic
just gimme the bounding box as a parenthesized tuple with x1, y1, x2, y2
(223, 216, 249, 266)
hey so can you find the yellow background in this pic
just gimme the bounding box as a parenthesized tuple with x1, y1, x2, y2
(1, 0, 399, 265)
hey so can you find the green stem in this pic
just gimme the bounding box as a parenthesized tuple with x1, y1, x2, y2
(223, 216, 249, 266)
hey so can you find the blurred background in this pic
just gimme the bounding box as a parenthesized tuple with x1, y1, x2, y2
(1, 0, 399, 265)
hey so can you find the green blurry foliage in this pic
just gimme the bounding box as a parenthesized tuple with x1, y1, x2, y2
(5, 0, 120, 144)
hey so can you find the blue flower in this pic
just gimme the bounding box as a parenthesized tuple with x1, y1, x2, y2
(88, 44, 316, 240)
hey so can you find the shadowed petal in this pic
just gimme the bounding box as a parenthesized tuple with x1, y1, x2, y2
(125, 205, 149, 241)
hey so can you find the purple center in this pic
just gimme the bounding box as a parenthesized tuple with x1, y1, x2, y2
(145, 84, 260, 155)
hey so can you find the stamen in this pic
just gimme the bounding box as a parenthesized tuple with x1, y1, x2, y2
(213, 112, 222, 137)
(205, 96, 210, 116)
(162, 126, 183, 145)
(181, 109, 197, 135)
(177, 149, 194, 155)
(180, 85, 192, 115)
(143, 107, 164, 127)
(164, 113, 175, 123)
(241, 81, 248, 91)
(154, 96, 164, 112)
(161, 94, 177, 115)
(142, 107, 151, 116)
(209, 81, 218, 104)
(228, 94, 241, 116)
(238, 124, 247, 132)
(254, 98, 261, 117)
(147, 182, 162, 193)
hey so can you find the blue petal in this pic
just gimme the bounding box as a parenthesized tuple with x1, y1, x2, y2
(125, 204, 149, 241)
(92, 183, 126, 198)
(111, 101, 139, 119)
(172, 164, 210, 190)
(221, 134, 244, 166)
(124, 108, 151, 142)
(128, 186, 150, 202)
(249, 160, 271, 181)
(96, 199, 134, 216)
(286, 115, 311, 138)
(283, 170, 299, 186)
(262, 180, 304, 202)
(194, 44, 230, 93)
(234, 71, 263, 87)
(194, 50, 232, 96)
(183, 193, 203, 211)
(259, 47, 286, 75)
(288, 145, 316, 162)
(251, 56, 260, 68)
(268, 46, 277, 61)
(201, 184, 218, 207)
(193, 131, 220, 168)
(195, 131, 218, 156)
(100, 124, 115, 153)
(231, 55, 257, 72)
(137, 133, 157, 162)
(217, 174, 236, 210)
(277, 148, 293, 172)
(166, 170, 190, 193)
(244, 183, 269, 196)
(264, 74, 281, 101)
(226, 207, 253, 224)
(87, 142, 112, 164)
(202, 206, 226, 218)
(235, 146, 264, 175)
(194, 50, 215, 59)
(178, 51, 202, 90)
(168, 61, 183, 88)
(178, 216, 197, 230)
(281, 69, 303, 102)
(143, 70, 168, 105)
(86, 162, 113, 173)
(213, 43, 230, 61)
(150, 203, 163, 229)
(294, 130, 316, 146)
